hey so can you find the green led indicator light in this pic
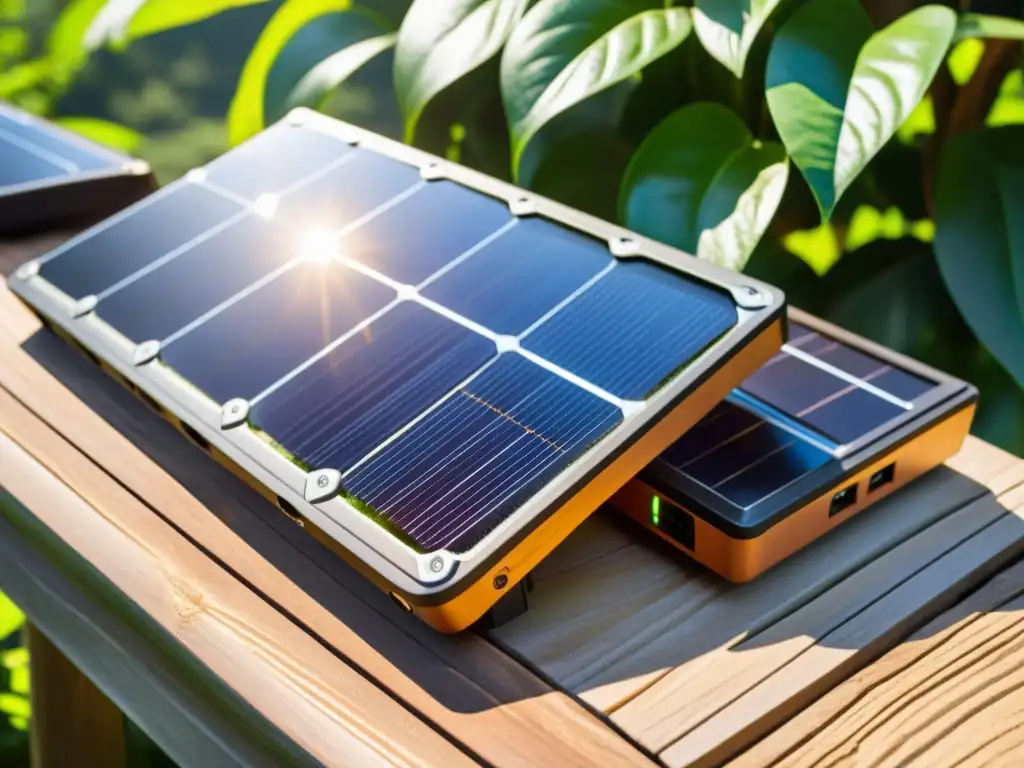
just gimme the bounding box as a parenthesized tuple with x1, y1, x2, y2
(651, 495, 660, 526)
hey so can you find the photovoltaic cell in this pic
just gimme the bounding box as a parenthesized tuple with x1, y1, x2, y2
(250, 302, 496, 473)
(160, 261, 396, 403)
(343, 353, 622, 552)
(521, 260, 737, 400)
(0, 108, 118, 187)
(202, 121, 355, 200)
(421, 218, 612, 336)
(95, 214, 294, 343)
(37, 184, 245, 300)
(22, 115, 751, 558)
(341, 180, 514, 285)
(658, 321, 940, 510)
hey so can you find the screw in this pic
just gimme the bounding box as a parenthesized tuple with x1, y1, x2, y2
(493, 574, 508, 590)
(429, 557, 444, 574)
(317, 475, 329, 488)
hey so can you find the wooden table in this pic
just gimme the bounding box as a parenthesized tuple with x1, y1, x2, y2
(2, 233, 1023, 768)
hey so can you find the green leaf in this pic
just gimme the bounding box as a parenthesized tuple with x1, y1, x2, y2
(0, 593, 22, 642)
(619, 102, 787, 271)
(229, 0, 387, 144)
(766, 0, 956, 220)
(47, 0, 106, 73)
(955, 13, 1024, 42)
(395, 0, 528, 143)
(53, 117, 144, 153)
(502, 0, 691, 177)
(0, 58, 51, 99)
(934, 126, 1024, 388)
(83, 0, 272, 50)
(693, 0, 782, 78)
(282, 33, 395, 115)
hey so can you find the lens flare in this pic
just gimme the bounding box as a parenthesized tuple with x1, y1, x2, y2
(300, 230, 337, 263)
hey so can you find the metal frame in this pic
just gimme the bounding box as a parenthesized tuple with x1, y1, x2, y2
(640, 307, 979, 540)
(0, 102, 156, 235)
(9, 107, 786, 605)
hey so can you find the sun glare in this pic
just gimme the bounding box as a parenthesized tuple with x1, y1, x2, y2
(300, 230, 338, 264)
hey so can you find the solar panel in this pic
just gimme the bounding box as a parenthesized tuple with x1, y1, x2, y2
(0, 102, 155, 235)
(615, 309, 977, 583)
(10, 108, 787, 632)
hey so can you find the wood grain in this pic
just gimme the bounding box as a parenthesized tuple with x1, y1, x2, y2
(0, 267, 652, 767)
(732, 552, 1024, 768)
(0, 399, 474, 768)
(659, 482, 1024, 768)
(494, 462, 1007, 712)
(25, 623, 127, 768)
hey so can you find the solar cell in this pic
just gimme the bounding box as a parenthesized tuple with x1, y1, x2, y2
(10, 108, 786, 631)
(0, 102, 155, 234)
(654, 320, 943, 512)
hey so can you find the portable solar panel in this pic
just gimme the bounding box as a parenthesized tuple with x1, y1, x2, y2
(0, 101, 155, 235)
(10, 108, 786, 632)
(612, 308, 978, 583)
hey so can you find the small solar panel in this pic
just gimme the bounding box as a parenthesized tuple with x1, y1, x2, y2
(0, 102, 155, 235)
(10, 108, 786, 630)
(630, 310, 977, 561)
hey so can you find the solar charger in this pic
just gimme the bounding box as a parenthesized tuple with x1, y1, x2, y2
(0, 102, 155, 235)
(11, 108, 787, 632)
(612, 308, 978, 582)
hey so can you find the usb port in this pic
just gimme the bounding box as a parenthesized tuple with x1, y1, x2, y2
(830, 484, 858, 517)
(868, 463, 895, 493)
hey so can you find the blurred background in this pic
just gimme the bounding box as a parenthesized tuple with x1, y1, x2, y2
(2, 0, 1023, 764)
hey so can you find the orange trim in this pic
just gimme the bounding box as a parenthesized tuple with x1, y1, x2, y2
(614, 404, 976, 583)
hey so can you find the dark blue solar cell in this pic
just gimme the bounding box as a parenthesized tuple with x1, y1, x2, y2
(799, 387, 906, 445)
(714, 438, 833, 508)
(38, 183, 245, 301)
(0, 111, 116, 176)
(741, 353, 846, 418)
(273, 149, 421, 233)
(342, 353, 622, 553)
(521, 260, 737, 400)
(96, 213, 294, 343)
(665, 400, 832, 508)
(420, 219, 612, 335)
(160, 261, 396, 404)
(0, 136, 67, 186)
(873, 368, 933, 402)
(203, 122, 353, 199)
(342, 180, 513, 285)
(250, 301, 496, 473)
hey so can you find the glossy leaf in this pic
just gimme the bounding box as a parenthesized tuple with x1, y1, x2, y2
(229, 0, 384, 144)
(934, 127, 1024, 387)
(502, 0, 691, 177)
(54, 116, 144, 152)
(84, 0, 271, 51)
(47, 0, 106, 73)
(620, 102, 787, 271)
(693, 0, 782, 78)
(395, 0, 528, 143)
(284, 34, 395, 115)
(766, 0, 956, 220)
(955, 13, 1024, 42)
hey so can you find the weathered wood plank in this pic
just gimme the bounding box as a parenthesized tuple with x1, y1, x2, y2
(659, 482, 1024, 768)
(0, 272, 651, 767)
(493, 460, 1009, 712)
(25, 622, 127, 768)
(0, 404, 475, 768)
(730, 555, 1024, 768)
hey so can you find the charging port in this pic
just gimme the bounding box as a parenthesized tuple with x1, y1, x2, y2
(868, 463, 895, 493)
(830, 484, 858, 517)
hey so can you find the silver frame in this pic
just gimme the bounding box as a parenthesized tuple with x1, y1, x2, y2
(9, 108, 786, 604)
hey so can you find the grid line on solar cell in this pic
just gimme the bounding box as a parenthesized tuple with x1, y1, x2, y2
(781, 343, 913, 410)
(0, 126, 80, 174)
(343, 354, 621, 552)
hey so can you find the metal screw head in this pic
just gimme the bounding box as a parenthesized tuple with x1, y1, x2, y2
(429, 556, 444, 574)
(493, 573, 509, 590)
(317, 475, 329, 488)
(734, 284, 771, 310)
